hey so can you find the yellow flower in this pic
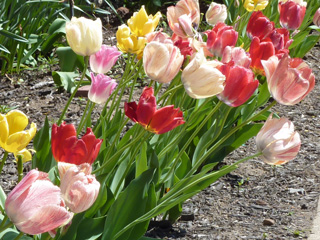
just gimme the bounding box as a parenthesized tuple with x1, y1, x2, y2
(14, 149, 33, 163)
(243, 0, 269, 12)
(127, 5, 161, 37)
(0, 110, 37, 153)
(116, 24, 147, 59)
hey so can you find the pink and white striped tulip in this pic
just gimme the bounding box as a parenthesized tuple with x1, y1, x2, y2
(261, 54, 315, 105)
(278, 0, 307, 30)
(143, 41, 184, 83)
(313, 7, 320, 27)
(60, 163, 100, 213)
(5, 170, 73, 235)
(205, 2, 227, 26)
(89, 73, 117, 104)
(222, 46, 251, 68)
(256, 115, 301, 165)
(90, 45, 121, 74)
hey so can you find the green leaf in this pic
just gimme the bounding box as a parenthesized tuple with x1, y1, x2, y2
(256, 81, 270, 107)
(0, 185, 6, 211)
(41, 18, 66, 54)
(291, 35, 320, 58)
(52, 71, 77, 93)
(59, 212, 86, 240)
(76, 217, 106, 240)
(56, 47, 79, 72)
(136, 142, 148, 178)
(0, 29, 28, 43)
(0, 44, 10, 54)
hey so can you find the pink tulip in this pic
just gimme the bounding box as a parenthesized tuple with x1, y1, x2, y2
(278, 0, 307, 30)
(90, 45, 121, 74)
(217, 64, 259, 107)
(261, 54, 315, 105)
(205, 22, 238, 57)
(221, 46, 251, 68)
(146, 30, 171, 43)
(60, 163, 100, 213)
(143, 41, 184, 83)
(313, 7, 320, 27)
(5, 170, 73, 235)
(256, 115, 301, 165)
(167, 0, 200, 38)
(89, 73, 117, 104)
(246, 11, 274, 40)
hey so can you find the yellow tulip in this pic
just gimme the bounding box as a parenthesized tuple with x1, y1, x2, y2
(127, 6, 161, 37)
(243, 0, 269, 12)
(116, 24, 147, 59)
(0, 110, 37, 153)
(14, 149, 33, 163)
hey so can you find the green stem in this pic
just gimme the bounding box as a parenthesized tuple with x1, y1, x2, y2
(14, 232, 24, 240)
(0, 222, 13, 232)
(77, 102, 95, 135)
(57, 56, 89, 125)
(17, 155, 23, 182)
(0, 151, 8, 174)
(77, 100, 91, 135)
(0, 215, 8, 229)
(186, 100, 277, 177)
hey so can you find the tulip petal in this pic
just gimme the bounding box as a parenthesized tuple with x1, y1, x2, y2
(136, 87, 156, 126)
(5, 110, 28, 135)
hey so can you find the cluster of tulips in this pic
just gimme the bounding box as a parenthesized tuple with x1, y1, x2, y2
(0, 0, 319, 239)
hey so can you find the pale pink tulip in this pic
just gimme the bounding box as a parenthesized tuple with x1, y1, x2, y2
(143, 42, 184, 83)
(181, 50, 225, 98)
(205, 2, 227, 26)
(256, 115, 301, 165)
(89, 73, 117, 104)
(60, 163, 100, 213)
(5, 170, 73, 235)
(90, 45, 121, 74)
(146, 30, 171, 43)
(222, 46, 251, 68)
(261, 54, 315, 105)
(313, 8, 320, 27)
(167, 0, 200, 38)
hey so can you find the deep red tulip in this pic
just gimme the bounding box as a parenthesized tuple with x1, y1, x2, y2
(217, 64, 259, 107)
(268, 28, 293, 53)
(51, 123, 103, 165)
(279, 0, 306, 30)
(249, 37, 275, 75)
(171, 33, 194, 58)
(205, 22, 238, 57)
(246, 11, 274, 40)
(125, 87, 185, 134)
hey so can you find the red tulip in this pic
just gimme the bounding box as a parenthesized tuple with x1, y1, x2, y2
(278, 0, 306, 30)
(268, 28, 293, 53)
(217, 64, 259, 107)
(205, 22, 238, 57)
(51, 123, 103, 165)
(249, 37, 275, 75)
(171, 33, 194, 58)
(261, 54, 315, 105)
(246, 11, 274, 40)
(125, 87, 185, 134)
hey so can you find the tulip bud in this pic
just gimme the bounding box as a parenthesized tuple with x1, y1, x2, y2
(90, 45, 121, 74)
(222, 46, 251, 68)
(0, 110, 36, 153)
(127, 5, 161, 37)
(278, 0, 307, 30)
(181, 50, 225, 99)
(65, 17, 102, 56)
(5, 170, 73, 235)
(261, 54, 315, 105)
(246, 11, 274, 40)
(313, 7, 320, 27)
(60, 163, 100, 213)
(243, 0, 269, 12)
(256, 115, 301, 165)
(205, 2, 227, 26)
(89, 73, 117, 104)
(143, 42, 184, 83)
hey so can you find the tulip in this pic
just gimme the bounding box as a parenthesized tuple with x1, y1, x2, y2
(171, 33, 194, 58)
(146, 30, 171, 43)
(65, 17, 102, 56)
(313, 7, 320, 27)
(261, 54, 315, 105)
(205, 2, 227, 26)
(0, 110, 36, 153)
(116, 24, 147, 59)
(249, 37, 275, 75)
(278, 0, 307, 30)
(246, 11, 274, 40)
(125, 87, 185, 134)
(181, 50, 225, 99)
(243, 0, 269, 12)
(60, 163, 100, 213)
(143, 41, 184, 83)
(221, 46, 251, 68)
(89, 45, 121, 74)
(217, 64, 259, 107)
(167, 0, 200, 38)
(205, 22, 238, 57)
(268, 28, 293, 53)
(256, 115, 301, 165)
(5, 169, 73, 235)
(89, 73, 117, 104)
(51, 123, 103, 165)
(127, 5, 161, 37)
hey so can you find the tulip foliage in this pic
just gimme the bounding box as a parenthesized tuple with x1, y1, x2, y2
(1, 0, 320, 239)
